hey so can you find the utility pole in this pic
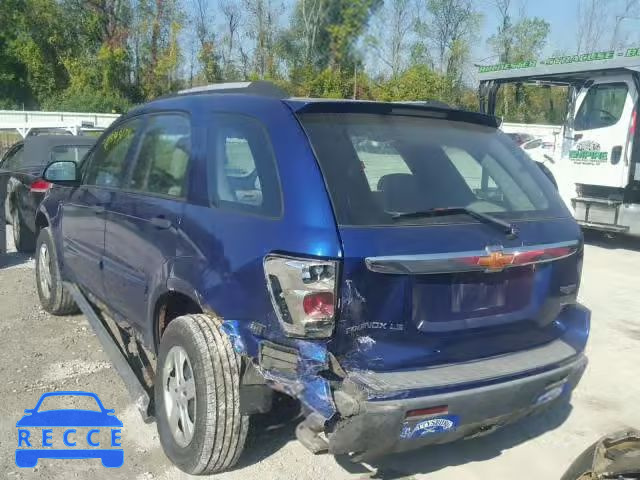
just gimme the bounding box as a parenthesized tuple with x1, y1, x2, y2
(353, 64, 357, 100)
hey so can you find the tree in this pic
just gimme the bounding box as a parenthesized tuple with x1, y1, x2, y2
(242, 0, 282, 79)
(0, 0, 29, 108)
(487, 1, 550, 120)
(192, 0, 222, 83)
(491, 0, 513, 63)
(373, 64, 446, 102)
(219, 1, 242, 78)
(326, 0, 382, 68)
(576, 0, 605, 53)
(488, 3, 549, 63)
(298, 0, 328, 66)
(420, 0, 479, 76)
(367, 0, 414, 77)
(136, 0, 184, 98)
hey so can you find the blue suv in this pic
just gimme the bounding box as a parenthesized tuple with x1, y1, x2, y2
(35, 81, 589, 474)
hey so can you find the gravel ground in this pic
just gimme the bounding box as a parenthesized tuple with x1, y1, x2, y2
(1, 226, 639, 480)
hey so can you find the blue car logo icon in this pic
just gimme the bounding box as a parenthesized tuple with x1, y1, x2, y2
(16, 391, 123, 468)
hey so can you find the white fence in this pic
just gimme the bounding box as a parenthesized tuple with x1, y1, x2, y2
(0, 110, 120, 137)
(501, 122, 563, 139)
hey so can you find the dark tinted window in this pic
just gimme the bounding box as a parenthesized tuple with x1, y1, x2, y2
(300, 113, 567, 226)
(575, 83, 628, 131)
(128, 114, 190, 198)
(208, 114, 281, 216)
(51, 145, 93, 164)
(85, 120, 140, 188)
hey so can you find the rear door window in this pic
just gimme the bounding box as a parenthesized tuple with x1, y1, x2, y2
(574, 83, 628, 131)
(208, 114, 281, 216)
(299, 112, 566, 226)
(127, 114, 191, 198)
(85, 119, 141, 188)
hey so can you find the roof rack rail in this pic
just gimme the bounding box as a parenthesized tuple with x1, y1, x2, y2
(177, 81, 288, 98)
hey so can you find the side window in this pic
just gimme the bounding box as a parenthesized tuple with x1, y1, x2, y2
(128, 114, 191, 197)
(575, 83, 629, 131)
(209, 114, 281, 216)
(85, 120, 140, 188)
(2, 145, 24, 170)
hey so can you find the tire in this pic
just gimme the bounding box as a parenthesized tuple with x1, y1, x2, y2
(155, 314, 248, 475)
(11, 204, 36, 253)
(35, 227, 79, 315)
(559, 441, 598, 480)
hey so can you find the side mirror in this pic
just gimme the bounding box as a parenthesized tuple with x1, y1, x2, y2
(43, 160, 79, 186)
(23, 409, 34, 414)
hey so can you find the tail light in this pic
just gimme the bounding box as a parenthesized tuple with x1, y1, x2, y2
(264, 255, 339, 338)
(631, 109, 637, 137)
(30, 179, 52, 193)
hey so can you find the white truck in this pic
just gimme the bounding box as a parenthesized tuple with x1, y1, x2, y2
(479, 49, 640, 236)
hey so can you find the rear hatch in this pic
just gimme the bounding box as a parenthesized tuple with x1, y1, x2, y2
(296, 103, 584, 374)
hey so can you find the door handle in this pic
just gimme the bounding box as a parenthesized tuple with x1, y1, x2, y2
(150, 216, 172, 229)
(89, 205, 105, 215)
(574, 133, 583, 141)
(611, 146, 622, 165)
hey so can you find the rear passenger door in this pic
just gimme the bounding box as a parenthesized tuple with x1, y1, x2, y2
(103, 113, 190, 328)
(61, 119, 141, 299)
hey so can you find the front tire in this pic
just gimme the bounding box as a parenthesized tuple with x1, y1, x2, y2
(155, 314, 248, 475)
(35, 227, 79, 315)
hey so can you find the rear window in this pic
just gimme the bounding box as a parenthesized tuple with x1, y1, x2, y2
(51, 145, 92, 164)
(299, 113, 567, 226)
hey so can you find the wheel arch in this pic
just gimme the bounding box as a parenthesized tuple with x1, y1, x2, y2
(152, 284, 204, 353)
(34, 210, 49, 236)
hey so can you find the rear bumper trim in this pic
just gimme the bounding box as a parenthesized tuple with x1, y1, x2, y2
(345, 337, 578, 396)
(328, 354, 587, 459)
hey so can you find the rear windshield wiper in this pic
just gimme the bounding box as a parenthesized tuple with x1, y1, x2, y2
(390, 207, 519, 238)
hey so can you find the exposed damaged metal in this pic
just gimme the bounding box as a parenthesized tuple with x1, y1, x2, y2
(221, 319, 337, 420)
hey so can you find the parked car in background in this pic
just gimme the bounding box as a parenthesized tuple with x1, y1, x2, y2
(522, 136, 557, 163)
(0, 135, 95, 252)
(506, 132, 535, 146)
(35, 82, 589, 475)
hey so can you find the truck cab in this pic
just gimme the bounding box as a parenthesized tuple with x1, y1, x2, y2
(479, 50, 640, 236)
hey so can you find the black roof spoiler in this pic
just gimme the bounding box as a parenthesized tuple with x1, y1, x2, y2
(289, 100, 501, 129)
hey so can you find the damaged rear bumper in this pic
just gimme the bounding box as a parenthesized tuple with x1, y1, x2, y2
(326, 352, 587, 459)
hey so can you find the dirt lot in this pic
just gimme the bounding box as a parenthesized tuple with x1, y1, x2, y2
(1, 226, 639, 480)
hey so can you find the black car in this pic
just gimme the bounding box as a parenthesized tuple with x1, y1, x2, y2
(0, 135, 95, 252)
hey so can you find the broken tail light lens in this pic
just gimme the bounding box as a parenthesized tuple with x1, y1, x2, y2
(264, 255, 339, 338)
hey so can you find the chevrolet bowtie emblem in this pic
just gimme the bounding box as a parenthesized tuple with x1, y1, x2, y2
(477, 248, 515, 271)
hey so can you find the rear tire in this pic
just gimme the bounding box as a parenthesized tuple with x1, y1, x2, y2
(35, 227, 79, 315)
(155, 314, 248, 475)
(11, 205, 35, 253)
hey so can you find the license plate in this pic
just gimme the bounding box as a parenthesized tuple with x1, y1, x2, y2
(451, 282, 507, 313)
